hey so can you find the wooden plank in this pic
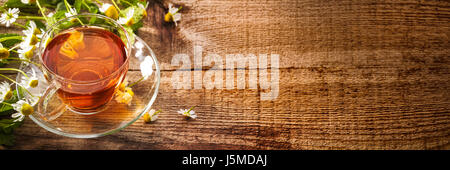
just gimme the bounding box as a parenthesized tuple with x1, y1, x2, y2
(140, 0, 450, 70)
(11, 66, 450, 149)
(0, 0, 449, 149)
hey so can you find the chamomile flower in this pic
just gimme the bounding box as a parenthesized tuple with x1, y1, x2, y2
(20, 68, 39, 89)
(17, 44, 36, 60)
(65, 8, 78, 21)
(143, 109, 160, 123)
(118, 8, 135, 26)
(164, 3, 181, 26)
(22, 21, 40, 46)
(0, 8, 19, 27)
(178, 107, 197, 119)
(115, 87, 134, 105)
(100, 3, 119, 20)
(0, 43, 10, 59)
(20, 0, 36, 4)
(140, 56, 153, 80)
(137, 2, 149, 17)
(46, 12, 57, 26)
(25, 21, 41, 35)
(11, 100, 34, 122)
(0, 82, 13, 103)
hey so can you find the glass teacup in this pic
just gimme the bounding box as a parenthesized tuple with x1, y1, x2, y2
(38, 14, 132, 114)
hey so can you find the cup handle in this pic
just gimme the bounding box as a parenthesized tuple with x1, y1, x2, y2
(37, 82, 66, 121)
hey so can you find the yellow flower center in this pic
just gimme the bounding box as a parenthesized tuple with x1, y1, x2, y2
(143, 112, 151, 123)
(143, 9, 147, 17)
(29, 79, 39, 88)
(105, 6, 119, 20)
(44, 37, 52, 47)
(21, 103, 34, 116)
(24, 46, 36, 60)
(118, 82, 126, 91)
(0, 48, 10, 59)
(164, 13, 173, 22)
(125, 18, 134, 27)
(3, 90, 13, 100)
(33, 28, 41, 35)
(125, 87, 134, 96)
(29, 34, 39, 46)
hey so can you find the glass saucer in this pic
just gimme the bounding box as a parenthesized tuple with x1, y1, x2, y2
(16, 35, 160, 138)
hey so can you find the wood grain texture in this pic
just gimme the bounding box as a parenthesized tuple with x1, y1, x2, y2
(1, 0, 449, 150)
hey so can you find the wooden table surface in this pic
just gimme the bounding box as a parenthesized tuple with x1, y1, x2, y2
(1, 0, 449, 150)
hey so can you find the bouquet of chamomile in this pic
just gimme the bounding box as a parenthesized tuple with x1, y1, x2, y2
(0, 0, 153, 147)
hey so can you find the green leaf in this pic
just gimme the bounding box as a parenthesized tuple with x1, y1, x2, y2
(0, 132, 15, 146)
(39, 0, 64, 7)
(117, 0, 140, 8)
(5, 0, 39, 14)
(34, 19, 47, 30)
(0, 118, 22, 134)
(55, 1, 67, 12)
(74, 0, 82, 13)
(130, 19, 143, 33)
(0, 117, 24, 147)
(0, 33, 22, 48)
(0, 89, 21, 115)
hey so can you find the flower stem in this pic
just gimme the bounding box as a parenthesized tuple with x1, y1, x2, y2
(17, 16, 45, 20)
(82, 0, 92, 12)
(187, 106, 195, 113)
(8, 43, 20, 52)
(127, 76, 144, 88)
(111, 0, 122, 14)
(153, 109, 162, 116)
(120, 0, 133, 6)
(0, 36, 23, 43)
(6, 58, 42, 67)
(95, 0, 103, 6)
(64, 0, 84, 26)
(0, 73, 34, 97)
(0, 68, 29, 79)
(1, 102, 12, 106)
(174, 6, 183, 15)
(36, 0, 49, 23)
(13, 22, 27, 29)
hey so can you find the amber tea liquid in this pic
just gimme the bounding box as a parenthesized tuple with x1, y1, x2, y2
(42, 27, 128, 110)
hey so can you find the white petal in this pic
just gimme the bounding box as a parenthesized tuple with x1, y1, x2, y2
(140, 56, 153, 80)
(135, 49, 143, 58)
(151, 114, 158, 121)
(11, 112, 21, 118)
(190, 113, 197, 119)
(173, 13, 181, 22)
(127, 8, 135, 18)
(135, 41, 144, 49)
(148, 109, 156, 116)
(14, 115, 25, 122)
